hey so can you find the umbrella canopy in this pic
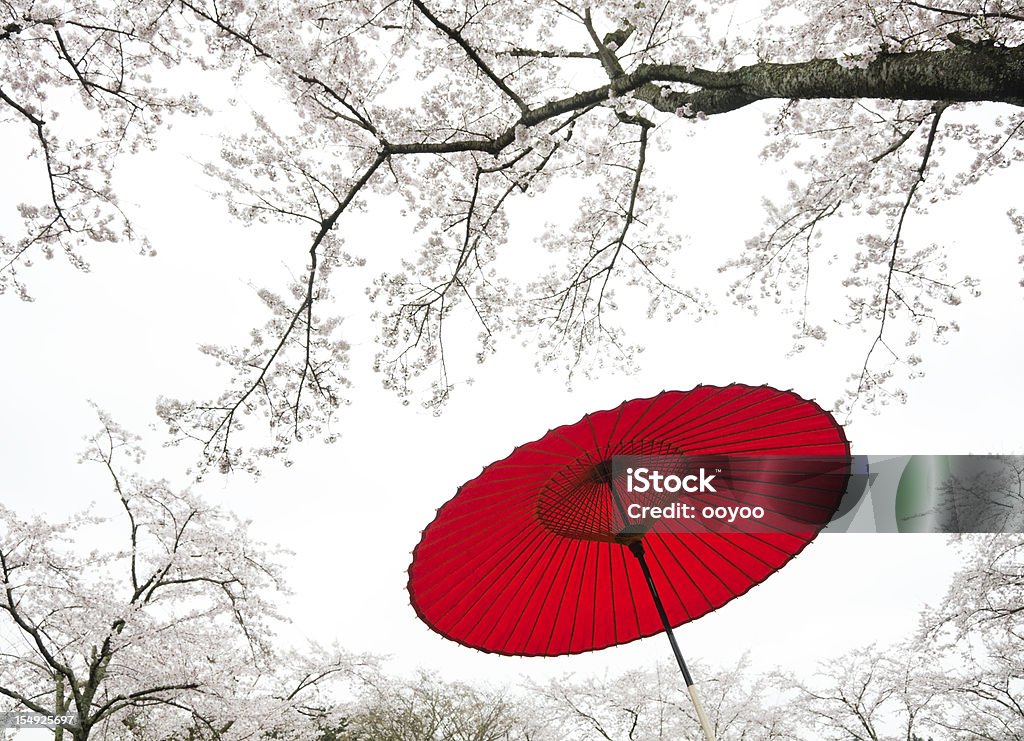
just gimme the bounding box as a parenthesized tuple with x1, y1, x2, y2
(408, 384, 851, 657)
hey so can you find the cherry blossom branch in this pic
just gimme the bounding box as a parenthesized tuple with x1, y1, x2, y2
(0, 85, 44, 127)
(375, 110, 592, 403)
(126, 6, 1024, 462)
(177, 0, 271, 57)
(901, 1, 1024, 23)
(97, 427, 142, 594)
(599, 123, 652, 312)
(366, 43, 1022, 161)
(166, 152, 384, 472)
(582, 10, 630, 79)
(291, 153, 387, 438)
(0, 85, 72, 241)
(297, 74, 380, 135)
(0, 12, 208, 296)
(847, 105, 947, 415)
(0, 679, 53, 715)
(89, 683, 204, 725)
(502, 47, 597, 59)
(0, 414, 360, 736)
(410, 0, 529, 112)
(528, 120, 680, 374)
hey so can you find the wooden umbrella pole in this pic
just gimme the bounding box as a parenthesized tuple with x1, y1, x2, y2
(627, 540, 718, 741)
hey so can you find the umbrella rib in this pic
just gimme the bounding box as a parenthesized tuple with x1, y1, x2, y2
(676, 421, 845, 452)
(630, 385, 764, 442)
(605, 389, 837, 460)
(585, 481, 606, 540)
(440, 521, 566, 646)
(605, 541, 619, 646)
(616, 541, 645, 640)
(655, 407, 825, 449)
(533, 535, 588, 655)
(622, 388, 707, 443)
(540, 429, 597, 458)
(423, 452, 623, 537)
(564, 539, 598, 655)
(585, 410, 609, 460)
(654, 471, 836, 553)
(412, 506, 540, 586)
(643, 390, 839, 449)
(519, 534, 582, 653)
(616, 390, 695, 446)
(591, 540, 603, 650)
(675, 527, 777, 586)
(648, 533, 720, 617)
(492, 484, 629, 651)
(655, 481, 830, 557)
(476, 527, 569, 654)
(670, 394, 844, 443)
(415, 526, 536, 616)
(697, 528, 786, 575)
(543, 536, 590, 655)
(417, 506, 559, 616)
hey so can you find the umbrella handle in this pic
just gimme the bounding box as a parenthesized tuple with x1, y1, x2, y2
(688, 684, 716, 741)
(628, 540, 718, 741)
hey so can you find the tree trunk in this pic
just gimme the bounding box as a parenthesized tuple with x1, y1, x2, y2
(55, 676, 65, 741)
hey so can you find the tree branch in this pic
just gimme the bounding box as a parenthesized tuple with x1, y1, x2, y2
(848, 105, 947, 412)
(410, 0, 528, 112)
(635, 45, 1024, 116)
(901, 0, 1024, 23)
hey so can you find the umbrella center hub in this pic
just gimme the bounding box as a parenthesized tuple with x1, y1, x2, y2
(591, 458, 615, 485)
(535, 444, 685, 543)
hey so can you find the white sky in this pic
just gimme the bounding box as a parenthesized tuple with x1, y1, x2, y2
(2, 32, 1023, 734)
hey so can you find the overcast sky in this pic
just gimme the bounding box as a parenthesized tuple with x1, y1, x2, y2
(2, 37, 1023, 734)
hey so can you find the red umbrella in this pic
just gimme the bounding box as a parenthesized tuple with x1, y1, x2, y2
(408, 384, 851, 740)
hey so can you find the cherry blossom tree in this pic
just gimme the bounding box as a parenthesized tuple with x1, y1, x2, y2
(337, 669, 548, 740)
(0, 412, 365, 740)
(534, 656, 796, 740)
(773, 536, 1024, 740)
(2, 0, 1023, 472)
(783, 644, 944, 740)
(921, 534, 1024, 740)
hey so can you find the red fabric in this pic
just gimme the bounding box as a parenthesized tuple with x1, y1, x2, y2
(408, 384, 850, 656)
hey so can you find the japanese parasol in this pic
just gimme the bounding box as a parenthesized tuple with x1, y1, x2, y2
(408, 384, 851, 740)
